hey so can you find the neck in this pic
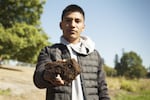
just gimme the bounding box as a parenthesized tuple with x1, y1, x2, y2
(65, 38, 80, 44)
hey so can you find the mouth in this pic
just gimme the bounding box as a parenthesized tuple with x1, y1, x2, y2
(68, 30, 76, 34)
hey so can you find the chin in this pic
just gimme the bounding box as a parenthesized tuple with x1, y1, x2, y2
(70, 35, 78, 40)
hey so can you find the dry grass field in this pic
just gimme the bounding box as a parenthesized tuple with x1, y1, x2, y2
(1, 64, 150, 100)
(0, 65, 45, 100)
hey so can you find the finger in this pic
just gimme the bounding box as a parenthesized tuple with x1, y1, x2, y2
(56, 74, 61, 79)
(56, 74, 64, 85)
(57, 59, 66, 62)
(62, 59, 66, 62)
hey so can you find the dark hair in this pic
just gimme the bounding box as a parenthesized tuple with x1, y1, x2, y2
(61, 4, 85, 20)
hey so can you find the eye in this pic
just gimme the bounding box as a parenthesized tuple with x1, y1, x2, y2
(64, 18, 71, 23)
(75, 18, 82, 23)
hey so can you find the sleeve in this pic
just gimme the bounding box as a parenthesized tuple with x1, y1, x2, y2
(33, 46, 56, 89)
(96, 51, 110, 100)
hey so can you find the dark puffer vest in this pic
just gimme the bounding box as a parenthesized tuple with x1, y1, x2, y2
(33, 44, 110, 100)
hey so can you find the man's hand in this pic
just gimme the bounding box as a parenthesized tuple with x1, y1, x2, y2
(43, 58, 81, 85)
(55, 74, 64, 85)
(44, 73, 65, 86)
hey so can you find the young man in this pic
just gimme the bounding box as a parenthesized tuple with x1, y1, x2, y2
(33, 4, 110, 100)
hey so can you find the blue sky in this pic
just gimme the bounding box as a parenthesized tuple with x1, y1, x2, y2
(41, 0, 150, 68)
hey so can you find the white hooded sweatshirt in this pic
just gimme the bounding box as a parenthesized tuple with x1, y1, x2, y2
(61, 35, 95, 100)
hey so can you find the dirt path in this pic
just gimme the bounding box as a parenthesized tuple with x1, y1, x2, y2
(0, 65, 46, 100)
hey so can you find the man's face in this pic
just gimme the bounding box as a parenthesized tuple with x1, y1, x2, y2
(60, 11, 85, 44)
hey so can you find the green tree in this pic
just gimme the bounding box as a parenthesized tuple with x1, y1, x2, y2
(0, 23, 50, 63)
(125, 65, 147, 79)
(115, 51, 147, 78)
(114, 54, 119, 67)
(0, 0, 46, 28)
(0, 0, 51, 63)
(103, 64, 117, 77)
(114, 54, 122, 76)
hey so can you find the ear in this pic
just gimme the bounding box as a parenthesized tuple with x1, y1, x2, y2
(81, 24, 85, 32)
(59, 22, 62, 30)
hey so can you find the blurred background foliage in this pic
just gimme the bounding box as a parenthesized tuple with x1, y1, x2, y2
(0, 0, 51, 63)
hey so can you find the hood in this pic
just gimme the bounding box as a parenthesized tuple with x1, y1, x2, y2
(60, 35, 95, 55)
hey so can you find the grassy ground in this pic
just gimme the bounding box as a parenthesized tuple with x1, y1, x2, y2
(114, 90, 150, 100)
(107, 77, 150, 100)
(0, 64, 150, 100)
(0, 65, 45, 100)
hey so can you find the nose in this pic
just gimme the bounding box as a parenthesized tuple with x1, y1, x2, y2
(70, 20, 75, 27)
